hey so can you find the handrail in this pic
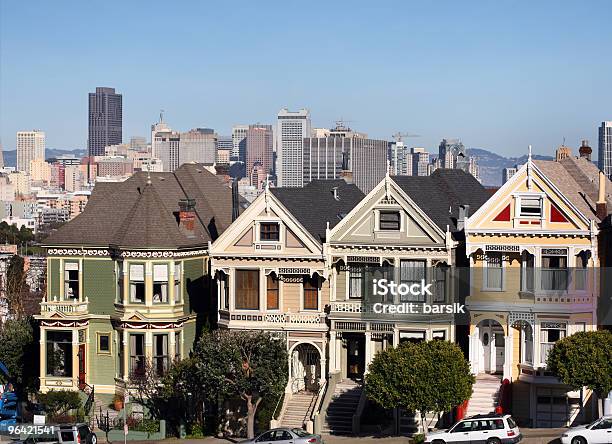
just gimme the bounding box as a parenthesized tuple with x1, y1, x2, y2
(314, 371, 341, 434)
(271, 392, 285, 420)
(352, 384, 367, 434)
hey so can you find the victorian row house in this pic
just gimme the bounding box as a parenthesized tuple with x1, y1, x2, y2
(464, 150, 610, 427)
(36, 153, 609, 434)
(36, 164, 234, 408)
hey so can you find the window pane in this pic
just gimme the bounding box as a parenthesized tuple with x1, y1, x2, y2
(303, 276, 318, 310)
(260, 223, 280, 241)
(235, 270, 259, 309)
(379, 211, 400, 230)
(266, 274, 279, 310)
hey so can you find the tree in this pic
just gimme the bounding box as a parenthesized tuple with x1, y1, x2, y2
(193, 330, 288, 439)
(6, 255, 29, 318)
(0, 317, 38, 395)
(547, 330, 612, 415)
(366, 340, 474, 431)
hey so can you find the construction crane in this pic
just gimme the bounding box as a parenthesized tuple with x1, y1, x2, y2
(392, 132, 421, 143)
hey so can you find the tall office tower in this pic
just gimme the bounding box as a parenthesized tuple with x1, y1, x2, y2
(246, 124, 274, 185)
(302, 123, 387, 193)
(599, 122, 612, 178)
(277, 108, 311, 187)
(17, 130, 46, 174)
(152, 120, 180, 172)
(438, 138, 466, 168)
(389, 141, 412, 176)
(88, 87, 122, 157)
(180, 128, 217, 165)
(231, 125, 249, 162)
(216, 136, 233, 165)
(411, 147, 430, 176)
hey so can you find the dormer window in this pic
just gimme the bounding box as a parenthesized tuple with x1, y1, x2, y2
(379, 211, 401, 230)
(260, 222, 280, 241)
(519, 197, 542, 217)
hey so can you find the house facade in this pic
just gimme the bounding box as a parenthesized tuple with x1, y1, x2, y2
(209, 180, 364, 396)
(36, 164, 234, 405)
(464, 152, 609, 427)
(326, 171, 490, 381)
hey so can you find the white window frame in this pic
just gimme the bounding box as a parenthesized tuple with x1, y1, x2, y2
(483, 252, 505, 292)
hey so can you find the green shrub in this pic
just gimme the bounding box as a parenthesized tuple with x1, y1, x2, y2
(39, 390, 82, 417)
(412, 433, 425, 444)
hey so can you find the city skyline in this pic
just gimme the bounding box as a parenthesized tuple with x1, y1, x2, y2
(1, 0, 611, 156)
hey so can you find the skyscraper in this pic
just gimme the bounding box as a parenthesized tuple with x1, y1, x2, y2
(17, 130, 46, 174)
(179, 128, 217, 165)
(411, 147, 430, 176)
(246, 124, 274, 186)
(231, 125, 248, 163)
(277, 108, 311, 187)
(598, 121, 612, 178)
(302, 123, 387, 193)
(88, 87, 122, 157)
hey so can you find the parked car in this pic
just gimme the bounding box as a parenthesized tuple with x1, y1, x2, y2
(424, 413, 522, 444)
(241, 428, 323, 444)
(55, 424, 97, 444)
(561, 416, 612, 444)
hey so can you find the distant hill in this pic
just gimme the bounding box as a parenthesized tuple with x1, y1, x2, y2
(467, 148, 554, 187)
(1, 148, 86, 168)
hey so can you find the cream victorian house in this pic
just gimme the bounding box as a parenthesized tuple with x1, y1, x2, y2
(464, 149, 610, 427)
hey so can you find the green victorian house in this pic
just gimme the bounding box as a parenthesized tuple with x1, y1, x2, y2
(36, 164, 234, 404)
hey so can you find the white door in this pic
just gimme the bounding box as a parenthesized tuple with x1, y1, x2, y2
(481, 329, 492, 373)
(494, 332, 505, 374)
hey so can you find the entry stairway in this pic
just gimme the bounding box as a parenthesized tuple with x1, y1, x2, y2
(280, 391, 318, 429)
(466, 373, 502, 417)
(322, 379, 363, 435)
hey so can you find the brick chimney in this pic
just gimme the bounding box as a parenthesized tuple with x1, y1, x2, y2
(596, 171, 608, 220)
(178, 198, 197, 236)
(579, 139, 592, 161)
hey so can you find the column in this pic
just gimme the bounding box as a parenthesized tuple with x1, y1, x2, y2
(72, 329, 79, 387)
(145, 262, 153, 306)
(329, 331, 337, 373)
(319, 343, 327, 386)
(145, 331, 153, 362)
(335, 333, 342, 374)
(122, 262, 128, 305)
(39, 328, 46, 389)
(169, 260, 175, 307)
(364, 331, 372, 373)
(169, 330, 176, 360)
(122, 330, 129, 381)
(469, 326, 479, 375)
(503, 326, 513, 381)
(78, 258, 84, 302)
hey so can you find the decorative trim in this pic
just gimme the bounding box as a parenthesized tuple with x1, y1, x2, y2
(47, 248, 208, 259)
(41, 320, 89, 328)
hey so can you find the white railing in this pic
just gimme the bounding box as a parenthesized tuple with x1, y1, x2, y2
(40, 298, 89, 314)
(264, 312, 322, 324)
(330, 301, 373, 313)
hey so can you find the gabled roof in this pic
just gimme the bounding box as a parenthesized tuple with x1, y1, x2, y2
(270, 180, 365, 242)
(392, 169, 490, 233)
(43, 163, 234, 249)
(535, 157, 612, 222)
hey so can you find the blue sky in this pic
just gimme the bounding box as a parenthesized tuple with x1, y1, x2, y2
(1, 0, 610, 157)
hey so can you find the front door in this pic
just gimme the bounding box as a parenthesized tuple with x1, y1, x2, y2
(481, 329, 492, 373)
(346, 335, 365, 380)
(78, 344, 86, 389)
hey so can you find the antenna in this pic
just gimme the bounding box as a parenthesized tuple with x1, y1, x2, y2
(159, 109, 164, 123)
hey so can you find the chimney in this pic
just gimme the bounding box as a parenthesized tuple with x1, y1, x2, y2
(178, 198, 196, 236)
(457, 204, 470, 231)
(231, 179, 239, 222)
(596, 171, 608, 220)
(579, 139, 592, 161)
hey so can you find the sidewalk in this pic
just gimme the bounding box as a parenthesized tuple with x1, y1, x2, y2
(95, 427, 566, 444)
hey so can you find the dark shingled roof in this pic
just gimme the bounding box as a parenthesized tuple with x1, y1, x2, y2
(392, 169, 490, 233)
(43, 163, 234, 249)
(271, 180, 365, 242)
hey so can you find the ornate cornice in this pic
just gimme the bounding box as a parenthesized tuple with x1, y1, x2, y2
(46, 248, 208, 259)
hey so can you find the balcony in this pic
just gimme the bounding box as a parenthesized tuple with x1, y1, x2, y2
(219, 310, 325, 329)
(40, 298, 89, 316)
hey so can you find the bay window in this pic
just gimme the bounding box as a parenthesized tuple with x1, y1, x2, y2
(153, 264, 168, 303)
(540, 322, 566, 365)
(46, 331, 73, 377)
(129, 264, 145, 303)
(153, 334, 168, 376)
(400, 260, 426, 302)
(541, 249, 568, 291)
(521, 251, 535, 292)
(266, 274, 279, 310)
(348, 265, 365, 299)
(64, 262, 79, 299)
(303, 276, 319, 310)
(484, 253, 503, 291)
(235, 269, 259, 310)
